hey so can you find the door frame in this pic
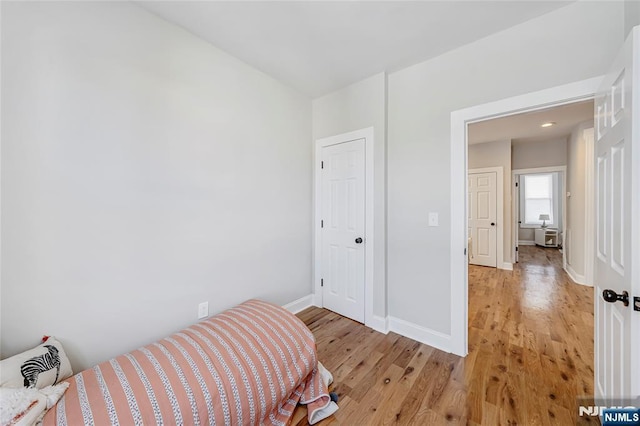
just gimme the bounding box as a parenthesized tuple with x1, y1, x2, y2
(512, 174, 520, 263)
(450, 76, 601, 356)
(583, 127, 596, 287)
(512, 166, 568, 269)
(468, 167, 504, 269)
(314, 127, 375, 327)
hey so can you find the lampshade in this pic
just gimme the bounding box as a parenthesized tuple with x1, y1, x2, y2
(539, 214, 550, 220)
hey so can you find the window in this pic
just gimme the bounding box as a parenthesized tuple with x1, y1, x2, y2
(520, 173, 559, 227)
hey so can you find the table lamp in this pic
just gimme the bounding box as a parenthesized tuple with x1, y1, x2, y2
(539, 214, 550, 228)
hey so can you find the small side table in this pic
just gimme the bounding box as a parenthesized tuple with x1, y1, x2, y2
(534, 228, 558, 247)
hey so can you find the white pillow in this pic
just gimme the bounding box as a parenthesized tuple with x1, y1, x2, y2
(0, 337, 73, 389)
(0, 382, 69, 426)
(0, 386, 46, 426)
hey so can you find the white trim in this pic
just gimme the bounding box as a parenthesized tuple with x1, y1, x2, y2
(512, 166, 568, 175)
(0, 2, 2, 309)
(629, 27, 640, 397)
(583, 127, 595, 286)
(469, 166, 504, 270)
(370, 315, 389, 334)
(468, 167, 503, 173)
(314, 127, 376, 329)
(282, 295, 316, 314)
(451, 76, 601, 357)
(513, 166, 567, 268)
(512, 175, 519, 263)
(388, 317, 451, 354)
(516, 168, 563, 229)
(518, 240, 535, 246)
(564, 264, 589, 286)
(500, 262, 514, 271)
(311, 293, 322, 308)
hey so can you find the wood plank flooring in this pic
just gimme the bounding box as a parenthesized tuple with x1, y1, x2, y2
(291, 246, 596, 425)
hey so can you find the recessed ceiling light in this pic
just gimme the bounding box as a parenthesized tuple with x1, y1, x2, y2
(541, 122, 556, 128)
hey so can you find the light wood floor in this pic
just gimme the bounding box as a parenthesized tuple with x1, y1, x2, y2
(291, 246, 596, 425)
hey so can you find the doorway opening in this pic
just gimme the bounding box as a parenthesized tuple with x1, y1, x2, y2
(513, 167, 566, 259)
(461, 92, 597, 423)
(450, 77, 600, 357)
(464, 98, 594, 340)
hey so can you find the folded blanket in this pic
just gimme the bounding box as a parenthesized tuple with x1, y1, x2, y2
(307, 361, 338, 425)
(42, 300, 336, 425)
(0, 383, 69, 426)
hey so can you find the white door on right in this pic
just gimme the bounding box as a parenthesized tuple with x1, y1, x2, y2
(594, 26, 639, 402)
(468, 171, 497, 267)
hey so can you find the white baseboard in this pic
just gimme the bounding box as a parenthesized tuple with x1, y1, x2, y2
(499, 262, 513, 271)
(311, 293, 321, 307)
(565, 264, 591, 286)
(518, 240, 535, 246)
(368, 315, 389, 334)
(388, 316, 451, 354)
(289, 297, 452, 353)
(287, 296, 452, 354)
(282, 294, 316, 314)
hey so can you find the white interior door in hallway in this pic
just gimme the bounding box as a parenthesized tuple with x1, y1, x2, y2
(320, 138, 365, 323)
(594, 26, 640, 401)
(468, 171, 497, 268)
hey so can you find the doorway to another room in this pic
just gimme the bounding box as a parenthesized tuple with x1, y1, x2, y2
(463, 99, 596, 422)
(513, 167, 566, 265)
(454, 31, 640, 410)
(466, 100, 593, 273)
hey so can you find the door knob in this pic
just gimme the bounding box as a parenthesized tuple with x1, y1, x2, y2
(355, 237, 363, 244)
(491, 222, 495, 226)
(602, 289, 629, 307)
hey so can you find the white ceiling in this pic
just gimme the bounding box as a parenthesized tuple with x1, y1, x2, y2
(136, 1, 573, 97)
(468, 99, 594, 145)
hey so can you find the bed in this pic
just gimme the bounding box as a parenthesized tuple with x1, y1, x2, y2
(41, 299, 337, 425)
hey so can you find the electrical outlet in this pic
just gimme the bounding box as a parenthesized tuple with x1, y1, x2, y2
(198, 301, 209, 319)
(428, 212, 439, 227)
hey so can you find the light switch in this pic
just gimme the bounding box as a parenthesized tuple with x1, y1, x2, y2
(198, 301, 209, 319)
(428, 212, 439, 227)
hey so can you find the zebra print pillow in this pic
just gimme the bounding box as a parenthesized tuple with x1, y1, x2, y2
(0, 337, 73, 389)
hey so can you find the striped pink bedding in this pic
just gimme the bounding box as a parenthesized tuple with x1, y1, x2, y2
(42, 300, 332, 425)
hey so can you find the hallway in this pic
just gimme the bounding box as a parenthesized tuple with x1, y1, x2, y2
(468, 245, 595, 424)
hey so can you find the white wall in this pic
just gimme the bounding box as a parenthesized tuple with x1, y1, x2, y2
(512, 137, 568, 170)
(387, 1, 623, 335)
(1, 2, 311, 370)
(625, 1, 640, 38)
(468, 140, 511, 265)
(312, 73, 387, 317)
(512, 137, 568, 242)
(566, 121, 594, 281)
